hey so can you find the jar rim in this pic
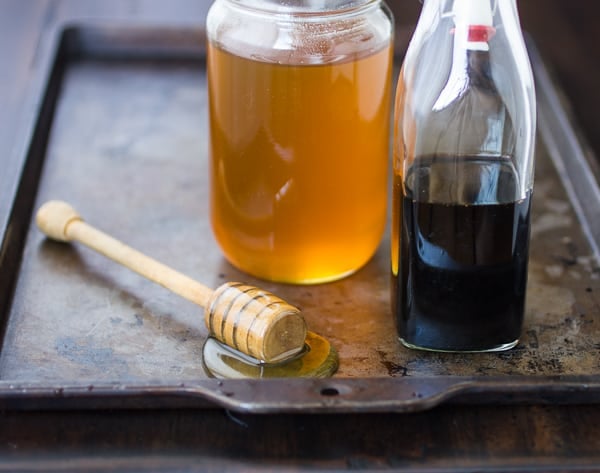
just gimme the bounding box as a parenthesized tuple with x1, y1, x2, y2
(222, 0, 381, 17)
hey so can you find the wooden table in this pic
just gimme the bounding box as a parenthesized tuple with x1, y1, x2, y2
(2, 1, 600, 471)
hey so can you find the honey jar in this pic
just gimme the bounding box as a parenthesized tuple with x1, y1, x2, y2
(207, 0, 394, 284)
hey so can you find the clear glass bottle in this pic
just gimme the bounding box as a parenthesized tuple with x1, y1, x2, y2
(392, 0, 536, 351)
(207, 0, 394, 284)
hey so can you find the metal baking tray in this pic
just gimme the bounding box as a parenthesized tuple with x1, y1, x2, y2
(0, 25, 599, 413)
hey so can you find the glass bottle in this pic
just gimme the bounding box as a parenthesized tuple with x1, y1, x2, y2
(206, 0, 394, 284)
(392, 0, 536, 351)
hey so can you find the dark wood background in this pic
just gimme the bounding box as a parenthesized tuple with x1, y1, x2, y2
(1, 1, 600, 471)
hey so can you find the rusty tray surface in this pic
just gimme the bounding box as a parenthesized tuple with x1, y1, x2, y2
(0, 25, 599, 413)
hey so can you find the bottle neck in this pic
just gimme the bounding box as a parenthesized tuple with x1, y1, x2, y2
(431, 31, 494, 111)
(467, 50, 494, 89)
(420, 0, 519, 39)
(421, 0, 516, 13)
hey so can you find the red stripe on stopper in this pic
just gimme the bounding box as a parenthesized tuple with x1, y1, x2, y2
(468, 25, 496, 42)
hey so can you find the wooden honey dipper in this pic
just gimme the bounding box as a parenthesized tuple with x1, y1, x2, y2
(35, 200, 307, 364)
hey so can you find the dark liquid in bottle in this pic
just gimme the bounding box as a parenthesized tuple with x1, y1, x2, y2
(392, 155, 532, 351)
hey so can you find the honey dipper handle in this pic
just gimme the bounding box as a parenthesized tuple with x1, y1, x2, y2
(35, 200, 213, 306)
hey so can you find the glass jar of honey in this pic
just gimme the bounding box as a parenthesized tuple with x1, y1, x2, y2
(207, 0, 394, 284)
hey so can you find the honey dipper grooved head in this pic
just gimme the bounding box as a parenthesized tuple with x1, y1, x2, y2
(36, 200, 82, 242)
(206, 282, 307, 363)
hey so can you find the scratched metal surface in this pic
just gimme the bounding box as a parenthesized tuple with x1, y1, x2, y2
(0, 27, 599, 405)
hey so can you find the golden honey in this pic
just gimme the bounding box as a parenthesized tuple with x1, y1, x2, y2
(208, 42, 393, 284)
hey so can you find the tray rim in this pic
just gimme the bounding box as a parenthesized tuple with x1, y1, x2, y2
(2, 374, 600, 413)
(1, 21, 600, 413)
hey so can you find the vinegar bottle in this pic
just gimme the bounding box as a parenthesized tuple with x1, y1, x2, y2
(392, 0, 536, 352)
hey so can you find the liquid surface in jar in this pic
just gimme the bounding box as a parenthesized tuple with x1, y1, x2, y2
(392, 155, 531, 352)
(208, 42, 393, 284)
